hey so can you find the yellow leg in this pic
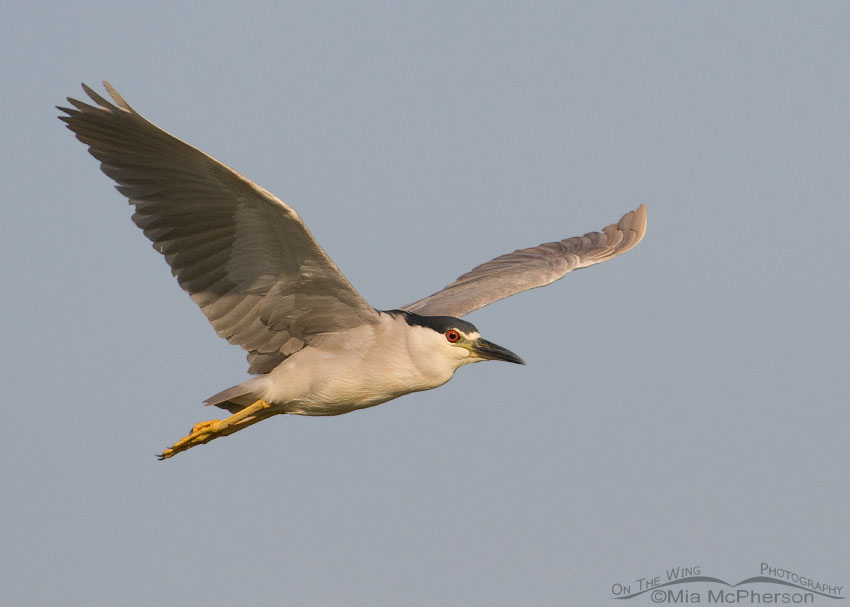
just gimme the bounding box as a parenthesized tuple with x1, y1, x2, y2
(158, 399, 277, 460)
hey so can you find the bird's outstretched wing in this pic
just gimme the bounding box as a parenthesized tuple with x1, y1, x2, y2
(59, 82, 379, 374)
(401, 205, 646, 318)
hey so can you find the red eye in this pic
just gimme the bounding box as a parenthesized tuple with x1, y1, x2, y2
(445, 330, 460, 343)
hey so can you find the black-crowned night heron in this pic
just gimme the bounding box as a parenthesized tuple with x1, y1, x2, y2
(59, 83, 647, 459)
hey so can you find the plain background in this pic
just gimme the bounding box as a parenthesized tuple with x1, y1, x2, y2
(2, 2, 848, 605)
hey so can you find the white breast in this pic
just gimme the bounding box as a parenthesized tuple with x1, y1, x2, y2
(255, 312, 468, 416)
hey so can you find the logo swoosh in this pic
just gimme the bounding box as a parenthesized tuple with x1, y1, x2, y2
(614, 577, 731, 599)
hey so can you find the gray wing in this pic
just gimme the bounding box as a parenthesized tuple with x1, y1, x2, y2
(59, 82, 379, 374)
(401, 205, 646, 318)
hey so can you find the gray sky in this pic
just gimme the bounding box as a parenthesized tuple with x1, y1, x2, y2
(2, 2, 848, 606)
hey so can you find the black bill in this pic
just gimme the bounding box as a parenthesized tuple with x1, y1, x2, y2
(471, 338, 525, 365)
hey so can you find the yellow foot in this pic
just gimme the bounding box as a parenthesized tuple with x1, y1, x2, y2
(157, 399, 276, 460)
(158, 419, 222, 460)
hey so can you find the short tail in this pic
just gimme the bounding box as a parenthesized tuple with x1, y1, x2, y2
(204, 379, 263, 414)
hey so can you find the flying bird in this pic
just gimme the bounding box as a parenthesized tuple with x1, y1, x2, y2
(58, 82, 647, 459)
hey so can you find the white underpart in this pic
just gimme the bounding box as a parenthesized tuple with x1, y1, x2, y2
(252, 312, 481, 416)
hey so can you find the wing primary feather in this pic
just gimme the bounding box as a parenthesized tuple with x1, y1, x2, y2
(400, 205, 646, 318)
(59, 82, 379, 374)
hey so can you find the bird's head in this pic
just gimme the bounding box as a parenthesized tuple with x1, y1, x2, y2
(392, 311, 525, 370)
